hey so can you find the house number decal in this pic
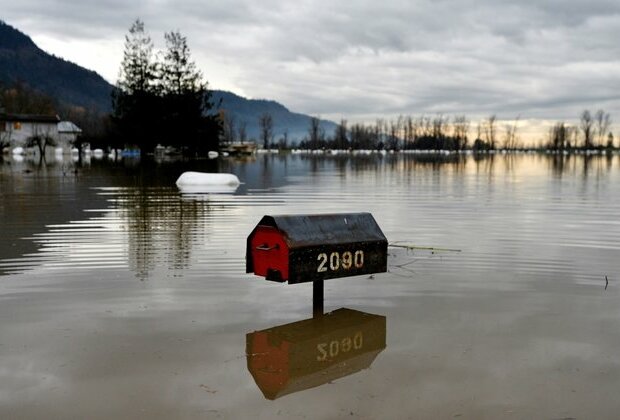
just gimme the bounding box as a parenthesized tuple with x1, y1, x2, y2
(316, 332, 364, 361)
(317, 250, 364, 273)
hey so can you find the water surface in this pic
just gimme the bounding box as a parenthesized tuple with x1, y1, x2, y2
(1, 153, 620, 419)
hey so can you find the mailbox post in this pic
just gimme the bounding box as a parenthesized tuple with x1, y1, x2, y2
(246, 213, 388, 315)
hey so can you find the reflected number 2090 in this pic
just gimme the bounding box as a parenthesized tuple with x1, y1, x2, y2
(317, 250, 364, 273)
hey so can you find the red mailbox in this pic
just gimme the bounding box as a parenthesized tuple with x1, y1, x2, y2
(246, 213, 388, 284)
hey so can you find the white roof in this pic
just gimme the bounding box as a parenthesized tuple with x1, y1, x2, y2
(58, 121, 82, 133)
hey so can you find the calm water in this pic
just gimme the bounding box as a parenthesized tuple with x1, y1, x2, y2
(1, 153, 620, 419)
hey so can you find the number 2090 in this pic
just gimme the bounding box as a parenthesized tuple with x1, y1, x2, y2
(317, 250, 364, 273)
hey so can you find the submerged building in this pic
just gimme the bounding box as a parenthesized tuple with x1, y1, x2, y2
(0, 113, 81, 152)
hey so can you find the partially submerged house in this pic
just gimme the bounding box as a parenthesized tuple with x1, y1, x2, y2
(58, 121, 82, 148)
(0, 113, 60, 148)
(0, 114, 81, 152)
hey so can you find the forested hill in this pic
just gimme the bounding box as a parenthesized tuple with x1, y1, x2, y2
(0, 20, 114, 112)
(0, 20, 336, 141)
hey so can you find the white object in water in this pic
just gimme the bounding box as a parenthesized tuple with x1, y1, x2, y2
(55, 147, 64, 155)
(208, 151, 219, 159)
(12, 147, 24, 155)
(176, 171, 240, 193)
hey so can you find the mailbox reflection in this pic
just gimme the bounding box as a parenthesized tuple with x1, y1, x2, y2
(246, 308, 386, 400)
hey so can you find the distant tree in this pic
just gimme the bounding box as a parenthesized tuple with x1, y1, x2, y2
(503, 116, 520, 150)
(160, 30, 220, 154)
(594, 109, 611, 147)
(333, 119, 349, 149)
(387, 117, 401, 150)
(307, 116, 325, 149)
(278, 130, 289, 150)
(580, 110, 594, 149)
(112, 19, 159, 152)
(259, 112, 273, 149)
(547, 122, 573, 150)
(222, 111, 236, 143)
(452, 115, 469, 150)
(607, 132, 615, 149)
(238, 121, 247, 143)
(483, 115, 497, 149)
(112, 22, 220, 155)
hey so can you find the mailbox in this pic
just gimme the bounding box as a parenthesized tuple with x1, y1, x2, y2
(246, 308, 386, 400)
(246, 213, 388, 284)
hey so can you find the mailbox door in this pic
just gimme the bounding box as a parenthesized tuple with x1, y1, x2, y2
(250, 226, 290, 281)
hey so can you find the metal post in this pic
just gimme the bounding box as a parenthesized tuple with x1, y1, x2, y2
(313, 279, 324, 317)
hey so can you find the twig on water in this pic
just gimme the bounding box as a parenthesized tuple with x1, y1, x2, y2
(389, 242, 462, 253)
(605, 275, 609, 290)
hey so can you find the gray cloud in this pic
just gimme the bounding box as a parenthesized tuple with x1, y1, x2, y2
(3, 0, 620, 130)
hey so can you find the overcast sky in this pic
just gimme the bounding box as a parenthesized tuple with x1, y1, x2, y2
(3, 0, 620, 138)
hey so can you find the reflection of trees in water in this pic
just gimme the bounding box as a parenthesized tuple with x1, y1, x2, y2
(120, 186, 210, 279)
(548, 154, 616, 181)
(299, 153, 467, 175)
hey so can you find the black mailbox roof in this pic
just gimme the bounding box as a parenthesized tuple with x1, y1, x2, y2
(253, 212, 387, 249)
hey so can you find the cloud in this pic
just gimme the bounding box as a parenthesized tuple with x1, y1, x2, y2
(3, 0, 620, 129)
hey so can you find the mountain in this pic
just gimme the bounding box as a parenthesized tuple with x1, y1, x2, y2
(0, 21, 114, 112)
(0, 20, 336, 142)
(212, 90, 336, 142)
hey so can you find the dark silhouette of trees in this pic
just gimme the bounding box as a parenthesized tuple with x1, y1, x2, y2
(580, 110, 594, 149)
(222, 111, 235, 143)
(112, 19, 158, 152)
(333, 119, 349, 149)
(111, 20, 220, 156)
(547, 122, 574, 150)
(483, 115, 497, 150)
(452, 115, 469, 150)
(307, 116, 325, 149)
(503, 116, 520, 150)
(259, 112, 273, 149)
(594, 109, 611, 147)
(237, 121, 247, 143)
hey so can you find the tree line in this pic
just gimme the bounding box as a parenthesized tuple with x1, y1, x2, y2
(294, 112, 615, 152)
(221, 109, 616, 152)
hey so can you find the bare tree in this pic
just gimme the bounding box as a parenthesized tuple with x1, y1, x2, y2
(278, 130, 289, 150)
(547, 122, 573, 150)
(594, 109, 611, 147)
(237, 121, 247, 144)
(27, 124, 56, 162)
(432, 114, 447, 139)
(308, 116, 325, 149)
(259, 112, 273, 149)
(222, 112, 235, 143)
(387, 118, 401, 150)
(403, 116, 415, 149)
(452, 115, 470, 150)
(334, 119, 349, 149)
(580, 110, 594, 149)
(476, 120, 483, 141)
(503, 116, 520, 150)
(483, 115, 497, 149)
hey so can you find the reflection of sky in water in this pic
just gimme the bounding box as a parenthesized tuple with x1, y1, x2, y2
(1, 153, 620, 418)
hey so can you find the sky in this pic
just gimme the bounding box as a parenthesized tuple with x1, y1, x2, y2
(3, 0, 620, 141)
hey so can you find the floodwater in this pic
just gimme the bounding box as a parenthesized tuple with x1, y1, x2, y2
(1, 152, 620, 419)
